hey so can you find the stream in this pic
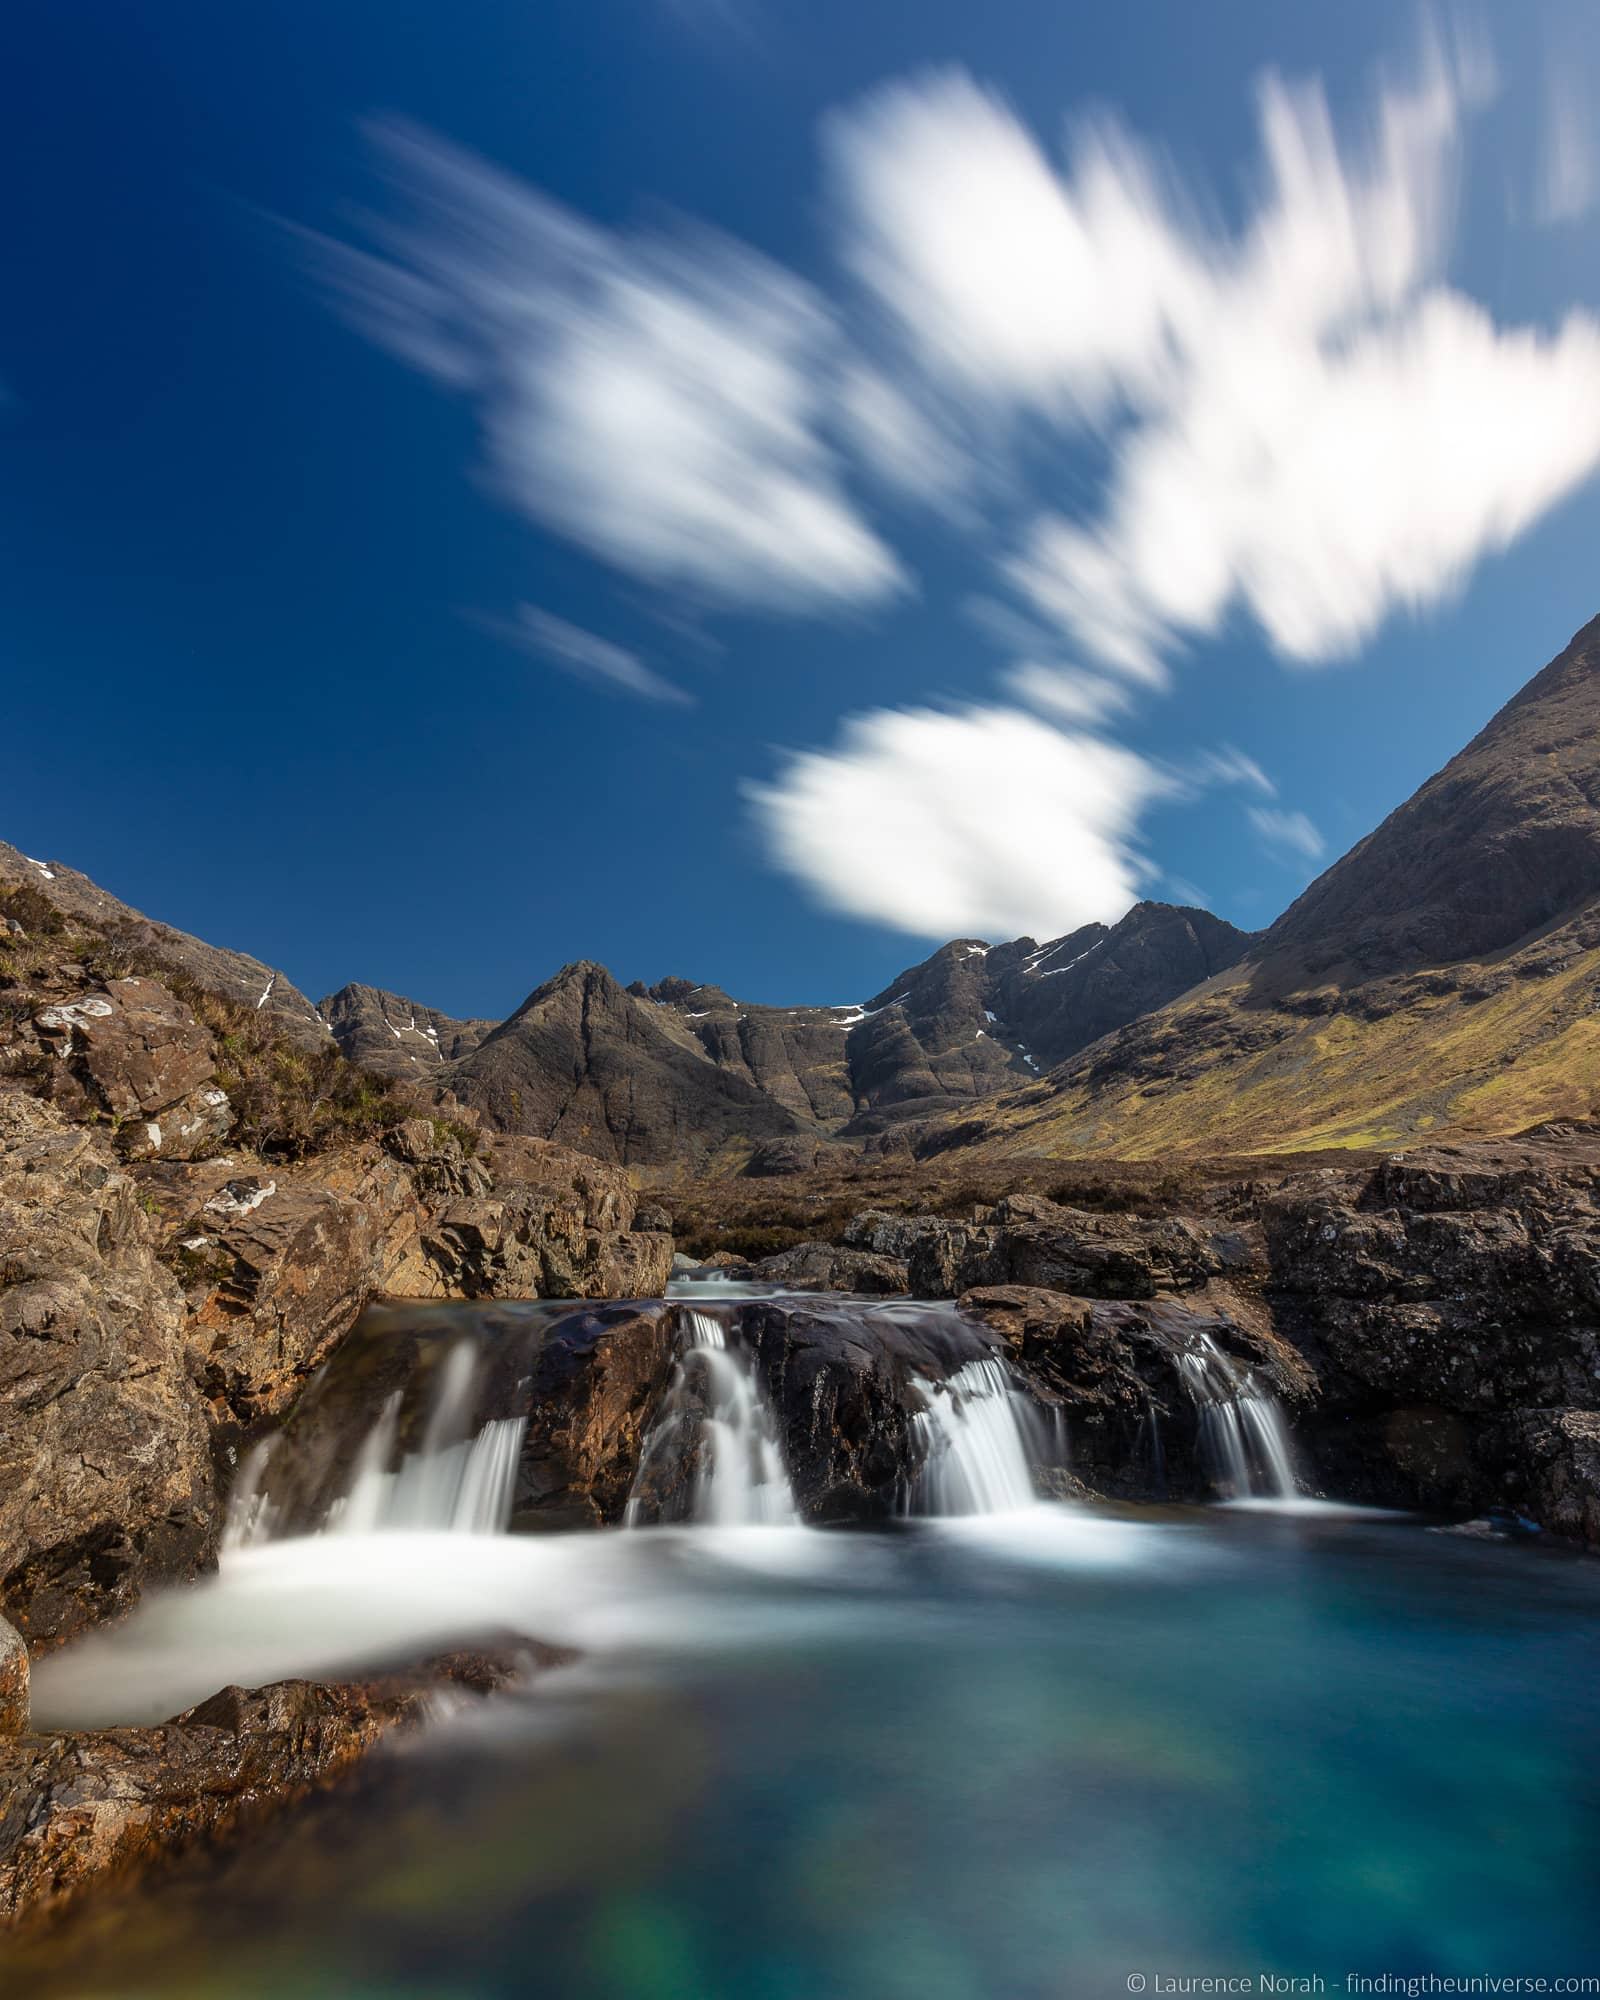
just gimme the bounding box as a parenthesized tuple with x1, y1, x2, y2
(11, 1283, 1600, 1997)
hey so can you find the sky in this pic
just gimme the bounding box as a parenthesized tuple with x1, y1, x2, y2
(7, 0, 1600, 1019)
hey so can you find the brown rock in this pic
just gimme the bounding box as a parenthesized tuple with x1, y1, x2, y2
(0, 1617, 26, 1736)
(516, 1304, 678, 1527)
(0, 1094, 214, 1645)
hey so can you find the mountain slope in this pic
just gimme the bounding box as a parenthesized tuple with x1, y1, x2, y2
(0, 842, 330, 1050)
(954, 616, 1600, 1159)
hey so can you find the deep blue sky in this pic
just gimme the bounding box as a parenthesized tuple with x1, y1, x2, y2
(6, 1, 1600, 1017)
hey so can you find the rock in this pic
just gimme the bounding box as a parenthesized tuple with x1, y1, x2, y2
(900, 1197, 1219, 1300)
(0, 1617, 26, 1735)
(0, 1093, 214, 1645)
(751, 1242, 909, 1294)
(744, 1296, 1002, 1520)
(744, 1135, 822, 1177)
(319, 982, 495, 1079)
(30, 978, 228, 1160)
(1498, 1410, 1600, 1545)
(632, 1202, 673, 1233)
(515, 1305, 678, 1527)
(0, 841, 331, 1051)
(671, 1251, 699, 1274)
(0, 1654, 535, 1933)
(960, 1283, 1312, 1500)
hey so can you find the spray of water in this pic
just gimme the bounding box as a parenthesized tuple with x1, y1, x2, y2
(906, 1357, 1042, 1515)
(1175, 1334, 1299, 1501)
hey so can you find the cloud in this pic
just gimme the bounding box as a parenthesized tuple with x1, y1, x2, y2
(1248, 805, 1327, 863)
(746, 703, 1164, 940)
(1185, 747, 1276, 797)
(312, 121, 906, 614)
(1536, 68, 1599, 224)
(1000, 661, 1134, 726)
(831, 54, 1600, 682)
(485, 605, 694, 706)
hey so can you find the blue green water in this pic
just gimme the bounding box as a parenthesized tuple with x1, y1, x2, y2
(14, 1508, 1600, 1998)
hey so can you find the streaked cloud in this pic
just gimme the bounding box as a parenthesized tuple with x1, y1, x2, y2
(1535, 67, 1599, 224)
(484, 605, 694, 706)
(831, 49, 1600, 683)
(1248, 805, 1327, 864)
(747, 703, 1164, 940)
(311, 121, 906, 614)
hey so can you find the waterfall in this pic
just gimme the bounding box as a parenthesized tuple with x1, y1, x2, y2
(906, 1357, 1041, 1516)
(223, 1336, 526, 1548)
(1175, 1334, 1299, 1502)
(626, 1309, 799, 1527)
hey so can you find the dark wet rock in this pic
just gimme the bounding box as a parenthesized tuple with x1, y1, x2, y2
(751, 1243, 909, 1294)
(960, 1283, 1312, 1500)
(0, 1653, 536, 1934)
(515, 1304, 678, 1529)
(744, 1296, 1000, 1520)
(1496, 1410, 1600, 1546)
(0, 1617, 26, 1736)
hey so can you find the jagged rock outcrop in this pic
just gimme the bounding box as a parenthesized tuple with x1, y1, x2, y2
(947, 617, 1600, 1158)
(0, 1617, 28, 1737)
(320, 983, 494, 1079)
(442, 961, 813, 1171)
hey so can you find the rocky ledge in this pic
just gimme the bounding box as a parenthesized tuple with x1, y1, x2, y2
(0, 1618, 556, 1935)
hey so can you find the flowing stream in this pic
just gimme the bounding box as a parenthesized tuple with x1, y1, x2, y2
(14, 1284, 1600, 1996)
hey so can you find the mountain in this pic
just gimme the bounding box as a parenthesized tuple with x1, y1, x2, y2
(438, 961, 816, 1172)
(320, 983, 495, 1079)
(0, 842, 330, 1050)
(951, 616, 1600, 1159)
(641, 903, 1255, 1146)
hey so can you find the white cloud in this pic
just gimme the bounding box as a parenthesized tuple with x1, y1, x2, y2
(831, 54, 1600, 681)
(314, 121, 906, 614)
(1536, 68, 1599, 224)
(1248, 805, 1327, 863)
(746, 704, 1164, 940)
(486, 606, 693, 706)
(1001, 661, 1134, 726)
(1185, 747, 1276, 797)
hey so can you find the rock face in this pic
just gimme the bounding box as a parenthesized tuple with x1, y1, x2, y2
(0, 1092, 214, 1646)
(442, 961, 813, 1172)
(0, 842, 329, 1051)
(0, 1617, 27, 1736)
(320, 982, 494, 1079)
(514, 1304, 677, 1529)
(948, 617, 1600, 1158)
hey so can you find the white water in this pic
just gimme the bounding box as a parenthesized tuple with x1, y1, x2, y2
(1176, 1334, 1300, 1502)
(626, 1310, 799, 1527)
(224, 1338, 526, 1547)
(908, 1357, 1041, 1515)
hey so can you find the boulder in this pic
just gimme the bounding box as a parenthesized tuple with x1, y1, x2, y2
(1497, 1409, 1600, 1545)
(30, 978, 230, 1160)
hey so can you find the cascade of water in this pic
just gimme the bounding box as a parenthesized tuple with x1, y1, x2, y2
(1175, 1334, 1299, 1501)
(225, 1337, 526, 1548)
(626, 1309, 799, 1527)
(906, 1357, 1041, 1515)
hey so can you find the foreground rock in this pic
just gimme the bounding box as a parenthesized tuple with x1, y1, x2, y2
(0, 1652, 542, 1934)
(0, 1094, 214, 1645)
